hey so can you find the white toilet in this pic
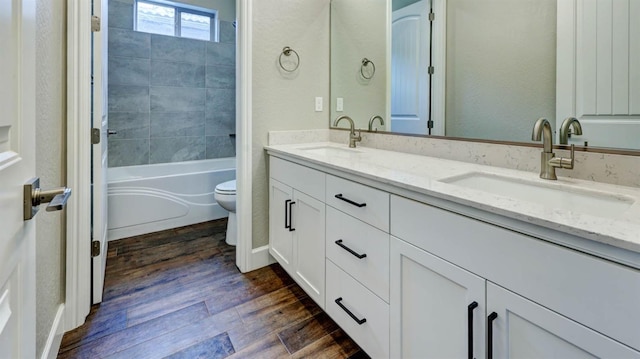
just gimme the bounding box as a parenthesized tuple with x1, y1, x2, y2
(214, 179, 237, 246)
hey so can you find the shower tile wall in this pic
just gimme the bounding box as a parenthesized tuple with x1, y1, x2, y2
(107, 0, 236, 167)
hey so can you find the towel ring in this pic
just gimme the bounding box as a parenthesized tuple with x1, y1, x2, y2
(279, 46, 300, 72)
(360, 58, 375, 79)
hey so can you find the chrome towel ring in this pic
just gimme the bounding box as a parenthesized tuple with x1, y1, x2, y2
(360, 58, 375, 79)
(279, 46, 300, 72)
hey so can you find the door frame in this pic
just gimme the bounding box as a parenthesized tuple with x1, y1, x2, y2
(64, 0, 257, 330)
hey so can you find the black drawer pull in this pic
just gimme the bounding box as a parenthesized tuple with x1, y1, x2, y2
(284, 199, 291, 229)
(334, 194, 366, 208)
(468, 301, 478, 359)
(335, 240, 367, 259)
(335, 297, 367, 325)
(488, 312, 498, 359)
(288, 200, 296, 232)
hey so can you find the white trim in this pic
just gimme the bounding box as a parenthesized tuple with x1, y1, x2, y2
(556, 0, 577, 134)
(65, 0, 92, 331)
(40, 304, 65, 359)
(249, 245, 276, 272)
(431, 0, 446, 136)
(235, 0, 254, 273)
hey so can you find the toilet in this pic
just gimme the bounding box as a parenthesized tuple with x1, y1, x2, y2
(214, 179, 237, 246)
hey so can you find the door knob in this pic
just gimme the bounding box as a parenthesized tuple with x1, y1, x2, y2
(23, 177, 72, 220)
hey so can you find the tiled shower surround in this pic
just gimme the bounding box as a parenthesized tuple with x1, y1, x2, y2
(108, 0, 236, 167)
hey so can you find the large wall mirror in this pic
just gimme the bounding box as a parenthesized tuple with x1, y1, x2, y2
(330, 0, 640, 152)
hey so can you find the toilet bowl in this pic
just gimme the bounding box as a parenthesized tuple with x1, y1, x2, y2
(214, 180, 237, 245)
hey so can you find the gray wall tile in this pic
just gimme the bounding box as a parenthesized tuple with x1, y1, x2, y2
(109, 56, 150, 86)
(219, 21, 236, 44)
(108, 85, 149, 112)
(150, 60, 205, 88)
(206, 88, 235, 114)
(151, 35, 206, 65)
(150, 112, 205, 137)
(150, 86, 206, 112)
(206, 42, 235, 66)
(205, 65, 235, 89)
(108, 1, 134, 30)
(205, 111, 235, 136)
(109, 139, 149, 167)
(108, 112, 150, 139)
(206, 135, 235, 159)
(109, 28, 150, 59)
(150, 137, 205, 163)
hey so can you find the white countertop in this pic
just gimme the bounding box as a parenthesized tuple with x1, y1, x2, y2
(265, 142, 640, 256)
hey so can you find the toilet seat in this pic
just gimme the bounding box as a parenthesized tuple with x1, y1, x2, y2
(215, 180, 236, 194)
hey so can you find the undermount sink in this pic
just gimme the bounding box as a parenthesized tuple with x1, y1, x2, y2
(298, 145, 363, 157)
(440, 172, 635, 218)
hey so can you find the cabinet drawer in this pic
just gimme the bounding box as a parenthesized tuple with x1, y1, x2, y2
(326, 175, 389, 232)
(270, 157, 325, 201)
(391, 194, 640, 351)
(326, 207, 389, 302)
(326, 260, 389, 358)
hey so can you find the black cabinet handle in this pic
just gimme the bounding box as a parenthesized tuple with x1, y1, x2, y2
(468, 301, 478, 359)
(288, 200, 296, 232)
(334, 193, 367, 208)
(487, 312, 498, 359)
(284, 199, 291, 229)
(335, 240, 367, 259)
(335, 297, 366, 325)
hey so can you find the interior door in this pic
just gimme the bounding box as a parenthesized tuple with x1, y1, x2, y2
(391, 0, 430, 135)
(92, 0, 109, 304)
(557, 0, 640, 148)
(0, 0, 37, 356)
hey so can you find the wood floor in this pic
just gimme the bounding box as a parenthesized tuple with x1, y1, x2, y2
(57, 219, 368, 358)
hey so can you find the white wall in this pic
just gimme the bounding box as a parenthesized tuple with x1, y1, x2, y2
(35, 0, 67, 356)
(251, 0, 330, 248)
(445, 0, 557, 142)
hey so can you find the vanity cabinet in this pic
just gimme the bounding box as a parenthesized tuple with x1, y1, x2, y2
(269, 158, 326, 308)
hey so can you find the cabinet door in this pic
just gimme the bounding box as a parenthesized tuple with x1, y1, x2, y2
(292, 190, 326, 308)
(487, 282, 640, 358)
(390, 237, 486, 359)
(269, 179, 294, 273)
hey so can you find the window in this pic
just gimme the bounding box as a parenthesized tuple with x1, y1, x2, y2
(135, 0, 216, 41)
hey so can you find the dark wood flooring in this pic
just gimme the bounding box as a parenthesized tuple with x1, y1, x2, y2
(57, 219, 368, 358)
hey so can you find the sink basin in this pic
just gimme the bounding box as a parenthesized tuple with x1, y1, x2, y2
(440, 172, 635, 218)
(298, 146, 362, 157)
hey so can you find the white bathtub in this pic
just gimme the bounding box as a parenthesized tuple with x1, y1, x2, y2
(107, 158, 236, 241)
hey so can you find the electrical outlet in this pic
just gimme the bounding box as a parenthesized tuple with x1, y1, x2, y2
(336, 97, 344, 112)
(315, 97, 323, 112)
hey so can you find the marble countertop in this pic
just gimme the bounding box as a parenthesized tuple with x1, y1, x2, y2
(265, 142, 640, 256)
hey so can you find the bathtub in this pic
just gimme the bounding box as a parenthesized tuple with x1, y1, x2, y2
(107, 158, 236, 241)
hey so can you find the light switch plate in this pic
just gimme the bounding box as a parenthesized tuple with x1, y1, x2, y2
(315, 97, 323, 112)
(336, 97, 344, 112)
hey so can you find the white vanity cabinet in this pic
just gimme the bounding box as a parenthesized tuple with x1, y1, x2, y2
(269, 157, 326, 308)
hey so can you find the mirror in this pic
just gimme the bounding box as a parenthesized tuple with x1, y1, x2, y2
(330, 0, 640, 152)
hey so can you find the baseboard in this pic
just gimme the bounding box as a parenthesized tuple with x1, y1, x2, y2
(249, 245, 276, 272)
(41, 304, 65, 359)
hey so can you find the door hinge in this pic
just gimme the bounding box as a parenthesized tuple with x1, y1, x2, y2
(427, 120, 434, 129)
(92, 240, 101, 257)
(429, 12, 435, 21)
(91, 15, 101, 32)
(428, 66, 435, 75)
(91, 128, 101, 144)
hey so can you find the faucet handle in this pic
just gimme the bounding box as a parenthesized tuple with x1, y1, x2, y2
(549, 144, 576, 169)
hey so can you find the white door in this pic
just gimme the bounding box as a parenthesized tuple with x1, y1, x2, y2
(92, 0, 109, 304)
(268, 179, 294, 272)
(0, 0, 37, 356)
(292, 190, 325, 309)
(556, 0, 640, 149)
(487, 282, 640, 358)
(391, 0, 430, 135)
(390, 237, 486, 359)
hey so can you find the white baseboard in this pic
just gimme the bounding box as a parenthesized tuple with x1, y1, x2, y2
(41, 304, 65, 359)
(248, 245, 276, 272)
